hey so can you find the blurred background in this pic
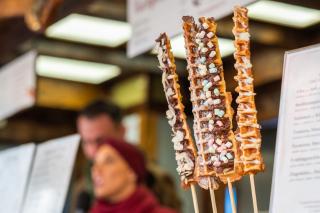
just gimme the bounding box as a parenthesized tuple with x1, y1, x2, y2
(0, 0, 319, 212)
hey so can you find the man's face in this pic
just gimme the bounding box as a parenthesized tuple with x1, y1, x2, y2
(77, 114, 125, 160)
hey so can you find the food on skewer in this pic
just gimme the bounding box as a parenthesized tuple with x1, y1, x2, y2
(182, 16, 218, 190)
(232, 6, 265, 174)
(196, 17, 242, 184)
(155, 33, 198, 188)
(182, 16, 242, 188)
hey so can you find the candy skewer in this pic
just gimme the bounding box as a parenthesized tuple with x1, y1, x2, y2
(155, 33, 200, 213)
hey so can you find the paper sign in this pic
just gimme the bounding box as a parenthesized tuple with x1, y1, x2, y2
(127, 0, 255, 57)
(270, 44, 320, 213)
(0, 144, 35, 213)
(22, 135, 80, 213)
(0, 51, 37, 120)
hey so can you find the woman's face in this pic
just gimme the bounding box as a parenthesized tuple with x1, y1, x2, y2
(92, 145, 136, 200)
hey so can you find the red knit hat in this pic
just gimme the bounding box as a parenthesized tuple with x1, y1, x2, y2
(98, 138, 146, 183)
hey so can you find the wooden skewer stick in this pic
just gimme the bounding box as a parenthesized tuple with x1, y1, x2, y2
(209, 188, 218, 213)
(191, 184, 200, 213)
(208, 177, 218, 213)
(250, 174, 259, 213)
(227, 178, 237, 213)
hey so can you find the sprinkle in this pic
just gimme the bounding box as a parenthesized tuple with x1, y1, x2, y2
(214, 88, 220, 96)
(199, 31, 206, 38)
(209, 119, 214, 124)
(209, 124, 214, 131)
(221, 156, 228, 163)
(166, 88, 175, 96)
(245, 78, 253, 84)
(238, 32, 250, 41)
(207, 42, 213, 48)
(214, 109, 225, 117)
(205, 91, 211, 98)
(208, 146, 216, 153)
(207, 32, 214, 38)
(202, 23, 209, 29)
(213, 75, 220, 82)
(242, 57, 252, 68)
(200, 92, 206, 100)
(208, 139, 215, 146)
(212, 144, 218, 150)
(213, 161, 221, 167)
(216, 147, 223, 153)
(221, 144, 227, 149)
(225, 142, 233, 148)
(201, 47, 208, 53)
(206, 113, 212, 118)
(172, 130, 184, 143)
(221, 150, 227, 156)
(209, 67, 217, 73)
(202, 80, 208, 86)
(216, 138, 222, 145)
(216, 120, 223, 126)
(226, 153, 233, 160)
(211, 156, 218, 162)
(209, 51, 216, 58)
(199, 42, 204, 48)
(213, 99, 221, 105)
(200, 57, 206, 64)
(196, 38, 201, 44)
(198, 65, 207, 76)
(209, 63, 215, 68)
(203, 82, 213, 91)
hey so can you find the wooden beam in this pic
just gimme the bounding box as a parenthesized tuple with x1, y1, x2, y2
(0, 108, 77, 144)
(36, 77, 104, 110)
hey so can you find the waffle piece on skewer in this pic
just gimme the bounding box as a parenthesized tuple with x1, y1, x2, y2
(182, 16, 219, 190)
(232, 6, 265, 174)
(194, 17, 242, 184)
(155, 33, 198, 188)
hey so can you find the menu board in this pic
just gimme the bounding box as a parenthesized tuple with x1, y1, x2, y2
(127, 0, 255, 57)
(270, 44, 320, 213)
(0, 51, 37, 120)
(0, 144, 35, 213)
(22, 134, 80, 213)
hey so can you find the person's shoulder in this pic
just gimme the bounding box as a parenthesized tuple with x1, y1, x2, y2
(152, 206, 179, 213)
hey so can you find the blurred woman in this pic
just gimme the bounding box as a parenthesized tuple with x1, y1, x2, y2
(90, 138, 178, 213)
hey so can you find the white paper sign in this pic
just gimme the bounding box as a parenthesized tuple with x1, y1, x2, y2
(0, 51, 37, 120)
(22, 134, 80, 213)
(0, 144, 35, 213)
(127, 0, 255, 57)
(270, 44, 320, 213)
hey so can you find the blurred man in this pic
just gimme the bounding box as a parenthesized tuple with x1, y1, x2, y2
(74, 100, 125, 213)
(77, 100, 125, 161)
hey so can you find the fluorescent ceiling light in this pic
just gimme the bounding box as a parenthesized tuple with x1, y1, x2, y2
(248, 0, 320, 28)
(46, 14, 131, 47)
(36, 56, 121, 84)
(157, 35, 234, 59)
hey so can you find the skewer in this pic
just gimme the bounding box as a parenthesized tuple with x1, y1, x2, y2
(191, 184, 200, 213)
(249, 174, 258, 213)
(209, 188, 218, 213)
(208, 178, 218, 213)
(227, 178, 237, 213)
